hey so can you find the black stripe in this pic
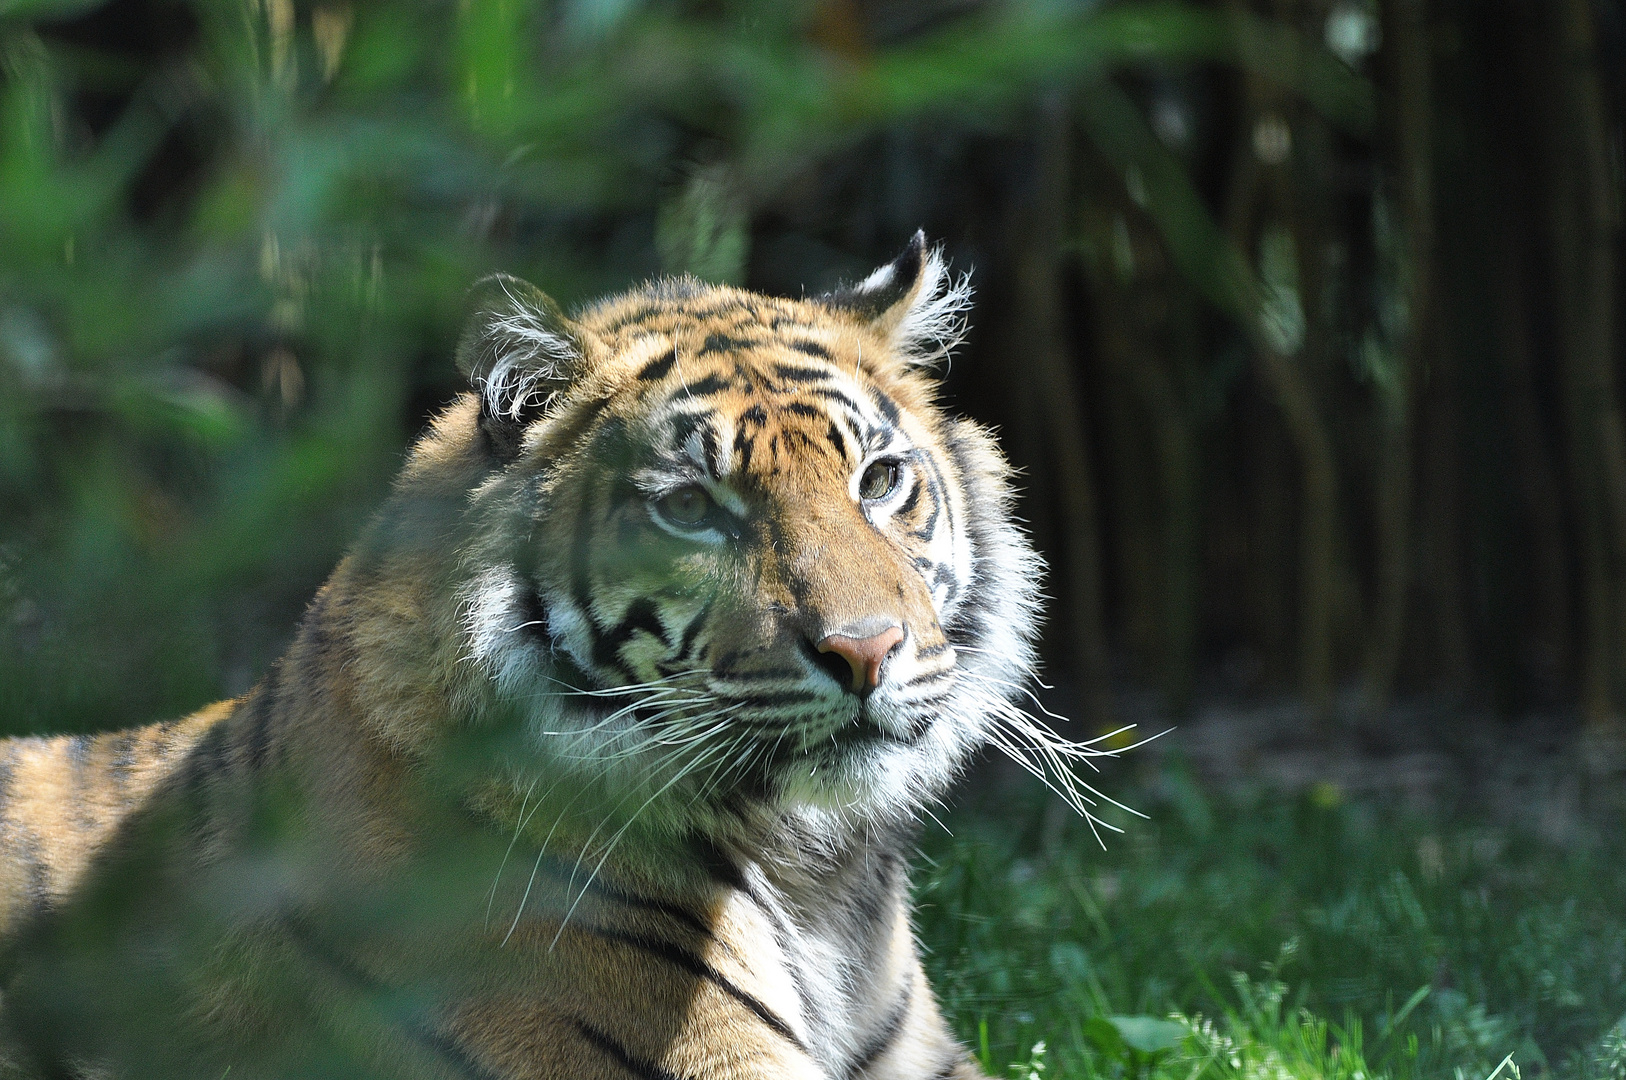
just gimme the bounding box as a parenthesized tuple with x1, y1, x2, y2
(734, 429, 756, 472)
(895, 478, 922, 518)
(846, 984, 913, 1077)
(697, 853, 819, 1039)
(281, 912, 380, 990)
(516, 582, 552, 648)
(868, 387, 901, 427)
(908, 496, 940, 541)
(570, 424, 634, 617)
(179, 722, 231, 838)
(22, 831, 48, 912)
(782, 401, 823, 420)
(699, 425, 721, 476)
(805, 386, 866, 415)
(698, 334, 752, 357)
(771, 362, 833, 384)
(637, 350, 677, 381)
(939, 425, 988, 648)
(676, 301, 745, 321)
(107, 729, 139, 802)
(720, 691, 818, 708)
(674, 601, 712, 662)
(602, 304, 666, 333)
(930, 1059, 964, 1080)
(584, 927, 807, 1053)
(282, 918, 504, 1080)
(668, 409, 711, 454)
(593, 597, 668, 670)
(715, 667, 806, 682)
(410, 1028, 508, 1080)
(908, 456, 943, 541)
(593, 884, 714, 940)
(913, 442, 957, 541)
(694, 839, 748, 890)
(826, 422, 847, 459)
(242, 674, 277, 771)
(148, 719, 179, 759)
(788, 339, 832, 360)
(572, 1018, 688, 1080)
(496, 841, 719, 943)
(739, 404, 767, 427)
(547, 392, 616, 453)
(682, 373, 731, 397)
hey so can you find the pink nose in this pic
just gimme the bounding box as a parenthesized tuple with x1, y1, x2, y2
(817, 627, 905, 695)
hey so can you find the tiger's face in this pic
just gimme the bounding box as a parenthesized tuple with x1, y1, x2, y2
(457, 236, 1040, 839)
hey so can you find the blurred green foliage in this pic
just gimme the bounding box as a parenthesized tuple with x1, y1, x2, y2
(0, 0, 1363, 736)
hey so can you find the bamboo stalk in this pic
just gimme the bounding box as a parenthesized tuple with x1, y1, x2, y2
(1017, 99, 1115, 726)
(1362, 0, 1432, 717)
(1224, 0, 1340, 721)
(1074, 137, 1202, 711)
(1543, 0, 1625, 728)
(1497, 238, 1572, 693)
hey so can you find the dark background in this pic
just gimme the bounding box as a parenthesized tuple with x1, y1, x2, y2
(1, 0, 1622, 743)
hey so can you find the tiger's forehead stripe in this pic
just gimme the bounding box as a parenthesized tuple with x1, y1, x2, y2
(582, 294, 913, 486)
(643, 362, 894, 482)
(574, 281, 940, 440)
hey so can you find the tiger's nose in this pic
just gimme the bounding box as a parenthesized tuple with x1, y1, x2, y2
(816, 626, 905, 697)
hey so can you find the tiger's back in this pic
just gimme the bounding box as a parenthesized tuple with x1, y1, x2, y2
(0, 235, 1047, 1080)
(0, 705, 232, 940)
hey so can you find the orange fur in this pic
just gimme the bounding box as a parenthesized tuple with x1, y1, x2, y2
(0, 240, 1032, 1079)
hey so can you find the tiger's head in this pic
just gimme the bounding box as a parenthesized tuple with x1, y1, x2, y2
(438, 235, 1044, 843)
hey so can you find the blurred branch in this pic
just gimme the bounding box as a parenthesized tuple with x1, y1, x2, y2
(823, 2, 1375, 136)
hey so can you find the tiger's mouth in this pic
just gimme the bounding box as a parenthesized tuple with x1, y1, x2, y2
(539, 638, 937, 780)
(796, 702, 937, 771)
(823, 713, 918, 750)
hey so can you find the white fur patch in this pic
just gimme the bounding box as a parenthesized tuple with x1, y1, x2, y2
(890, 246, 974, 368)
(477, 281, 581, 420)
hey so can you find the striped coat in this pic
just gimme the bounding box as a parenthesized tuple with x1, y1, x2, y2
(0, 235, 1046, 1079)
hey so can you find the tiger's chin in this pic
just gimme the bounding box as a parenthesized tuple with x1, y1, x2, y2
(763, 712, 973, 833)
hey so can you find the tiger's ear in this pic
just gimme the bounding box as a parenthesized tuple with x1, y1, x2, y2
(457, 273, 587, 461)
(818, 230, 972, 366)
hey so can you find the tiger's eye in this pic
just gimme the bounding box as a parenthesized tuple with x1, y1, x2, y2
(859, 461, 900, 501)
(658, 485, 711, 527)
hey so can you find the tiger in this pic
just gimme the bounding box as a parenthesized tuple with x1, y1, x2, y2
(0, 233, 1064, 1080)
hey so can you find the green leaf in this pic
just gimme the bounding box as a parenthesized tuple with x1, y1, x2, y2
(1082, 1015, 1127, 1059)
(1077, 76, 1260, 324)
(1107, 1015, 1187, 1054)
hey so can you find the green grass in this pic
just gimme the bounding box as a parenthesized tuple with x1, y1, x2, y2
(915, 758, 1626, 1080)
